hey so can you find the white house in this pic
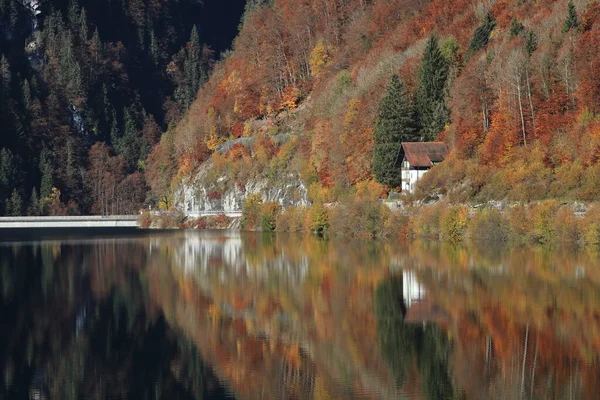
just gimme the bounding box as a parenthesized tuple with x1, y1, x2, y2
(399, 142, 448, 193)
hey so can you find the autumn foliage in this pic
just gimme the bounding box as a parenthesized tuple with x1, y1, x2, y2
(144, 0, 600, 209)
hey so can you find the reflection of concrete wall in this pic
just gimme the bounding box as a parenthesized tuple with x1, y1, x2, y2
(402, 269, 425, 308)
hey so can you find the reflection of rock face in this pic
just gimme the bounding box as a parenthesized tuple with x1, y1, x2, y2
(167, 231, 309, 286)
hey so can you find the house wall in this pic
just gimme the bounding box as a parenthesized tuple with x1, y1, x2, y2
(401, 163, 429, 193)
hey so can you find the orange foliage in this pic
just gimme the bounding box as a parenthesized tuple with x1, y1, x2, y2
(479, 91, 520, 166)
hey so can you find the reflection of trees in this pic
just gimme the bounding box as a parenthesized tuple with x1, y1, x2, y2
(0, 240, 227, 400)
(375, 276, 457, 400)
(375, 275, 415, 385)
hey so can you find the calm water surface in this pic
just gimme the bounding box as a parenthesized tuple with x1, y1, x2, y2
(0, 229, 599, 399)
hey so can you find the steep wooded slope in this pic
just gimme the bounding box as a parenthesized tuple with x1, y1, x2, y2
(161, 0, 600, 206)
(0, 0, 244, 215)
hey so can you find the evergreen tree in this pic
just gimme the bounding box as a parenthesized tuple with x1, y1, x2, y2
(562, 1, 580, 33)
(110, 108, 120, 146)
(415, 36, 450, 141)
(27, 187, 39, 216)
(90, 28, 102, 65)
(0, 148, 15, 200)
(524, 30, 538, 56)
(39, 147, 53, 202)
(118, 107, 140, 168)
(21, 79, 31, 110)
(510, 17, 524, 37)
(467, 11, 496, 57)
(79, 8, 89, 43)
(6, 188, 21, 216)
(68, 0, 81, 31)
(0, 55, 10, 99)
(372, 75, 418, 187)
(150, 29, 160, 66)
(177, 26, 206, 109)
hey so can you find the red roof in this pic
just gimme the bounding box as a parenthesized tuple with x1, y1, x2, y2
(400, 142, 448, 168)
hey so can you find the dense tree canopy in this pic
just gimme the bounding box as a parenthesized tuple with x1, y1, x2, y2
(372, 74, 418, 187)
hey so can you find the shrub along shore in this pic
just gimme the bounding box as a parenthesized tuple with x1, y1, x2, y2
(141, 197, 600, 247)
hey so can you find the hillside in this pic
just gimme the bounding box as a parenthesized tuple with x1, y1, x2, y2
(156, 0, 600, 212)
(0, 0, 245, 216)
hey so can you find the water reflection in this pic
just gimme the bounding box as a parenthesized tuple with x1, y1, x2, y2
(0, 231, 599, 399)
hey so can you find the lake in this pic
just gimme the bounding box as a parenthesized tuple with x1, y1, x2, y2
(0, 229, 599, 399)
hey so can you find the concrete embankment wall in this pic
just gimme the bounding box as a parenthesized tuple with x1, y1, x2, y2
(0, 216, 138, 229)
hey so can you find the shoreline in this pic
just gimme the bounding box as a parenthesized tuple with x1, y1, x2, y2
(141, 199, 600, 247)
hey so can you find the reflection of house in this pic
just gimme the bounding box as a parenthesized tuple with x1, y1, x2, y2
(402, 270, 425, 308)
(404, 298, 449, 326)
(402, 270, 450, 326)
(398, 142, 448, 193)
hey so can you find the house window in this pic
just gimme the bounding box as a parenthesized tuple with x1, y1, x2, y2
(402, 160, 409, 168)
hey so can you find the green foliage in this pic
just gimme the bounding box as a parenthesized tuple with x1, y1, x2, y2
(260, 201, 282, 231)
(175, 26, 208, 110)
(0, 55, 10, 98)
(510, 17, 524, 37)
(562, 1, 580, 33)
(524, 30, 538, 56)
(241, 193, 263, 229)
(330, 196, 393, 238)
(415, 36, 450, 141)
(467, 208, 509, 243)
(307, 204, 329, 235)
(39, 147, 53, 204)
(372, 74, 418, 187)
(467, 11, 496, 57)
(440, 205, 468, 242)
(27, 187, 39, 216)
(0, 148, 16, 201)
(115, 107, 141, 169)
(5, 188, 21, 216)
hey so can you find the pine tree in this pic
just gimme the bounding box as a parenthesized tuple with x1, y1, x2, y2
(562, 1, 580, 33)
(79, 8, 89, 43)
(68, 0, 81, 31)
(27, 187, 39, 216)
(21, 79, 31, 110)
(7, 189, 22, 216)
(372, 75, 418, 187)
(0, 55, 10, 99)
(510, 17, 524, 37)
(150, 29, 160, 66)
(39, 147, 53, 202)
(177, 26, 206, 109)
(416, 36, 450, 141)
(467, 11, 497, 57)
(119, 107, 140, 168)
(90, 28, 102, 65)
(524, 31, 538, 56)
(0, 148, 15, 200)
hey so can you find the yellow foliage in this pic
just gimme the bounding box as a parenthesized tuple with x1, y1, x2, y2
(342, 98, 361, 141)
(280, 86, 302, 111)
(225, 70, 242, 94)
(440, 205, 469, 242)
(207, 132, 225, 151)
(309, 40, 334, 77)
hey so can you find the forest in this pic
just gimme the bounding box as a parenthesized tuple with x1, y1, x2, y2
(2, 0, 600, 216)
(0, 0, 244, 216)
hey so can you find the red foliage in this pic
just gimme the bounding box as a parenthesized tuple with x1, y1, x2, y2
(226, 143, 251, 160)
(480, 91, 521, 166)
